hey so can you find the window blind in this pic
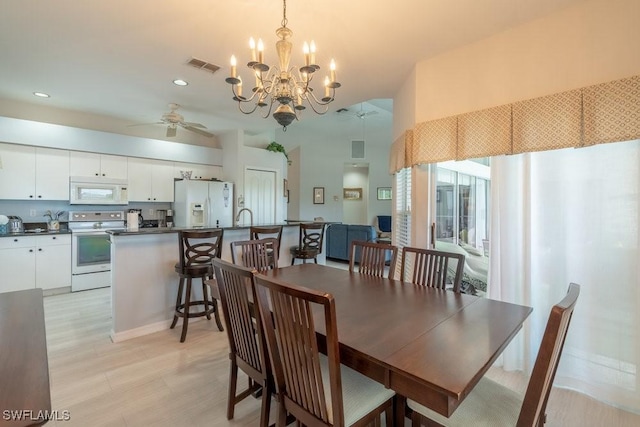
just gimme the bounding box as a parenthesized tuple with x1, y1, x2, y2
(394, 167, 411, 279)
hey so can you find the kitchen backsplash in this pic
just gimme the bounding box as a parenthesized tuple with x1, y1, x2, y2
(0, 200, 171, 224)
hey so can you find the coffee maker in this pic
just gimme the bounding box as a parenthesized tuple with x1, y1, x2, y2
(166, 209, 174, 228)
(156, 209, 167, 228)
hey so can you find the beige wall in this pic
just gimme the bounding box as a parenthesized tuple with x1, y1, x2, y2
(398, 0, 640, 126)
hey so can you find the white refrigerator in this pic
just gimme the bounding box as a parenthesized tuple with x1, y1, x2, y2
(173, 180, 234, 228)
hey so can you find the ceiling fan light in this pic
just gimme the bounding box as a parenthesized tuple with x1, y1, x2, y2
(173, 79, 188, 86)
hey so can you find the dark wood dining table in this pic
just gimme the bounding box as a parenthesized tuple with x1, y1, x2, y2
(0, 288, 51, 426)
(267, 264, 532, 420)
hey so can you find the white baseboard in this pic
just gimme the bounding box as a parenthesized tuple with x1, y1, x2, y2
(110, 319, 173, 343)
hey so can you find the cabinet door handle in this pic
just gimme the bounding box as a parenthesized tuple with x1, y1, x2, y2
(52, 236, 56, 240)
(37, 195, 42, 199)
(29, 249, 33, 253)
(13, 238, 18, 242)
(38, 248, 43, 252)
(29, 195, 34, 198)
(95, 173, 99, 176)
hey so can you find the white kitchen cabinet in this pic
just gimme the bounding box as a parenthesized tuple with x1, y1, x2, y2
(0, 237, 36, 293)
(0, 234, 71, 294)
(70, 152, 128, 179)
(0, 143, 69, 200)
(35, 234, 71, 290)
(128, 158, 175, 202)
(174, 162, 223, 181)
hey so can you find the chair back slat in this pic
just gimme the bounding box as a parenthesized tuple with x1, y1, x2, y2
(230, 238, 279, 272)
(255, 274, 344, 426)
(401, 247, 465, 292)
(349, 240, 398, 279)
(213, 259, 268, 379)
(517, 283, 580, 427)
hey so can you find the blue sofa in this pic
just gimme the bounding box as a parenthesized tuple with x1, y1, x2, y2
(326, 224, 377, 261)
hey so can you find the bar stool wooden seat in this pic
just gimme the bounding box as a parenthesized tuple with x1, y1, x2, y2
(171, 229, 224, 342)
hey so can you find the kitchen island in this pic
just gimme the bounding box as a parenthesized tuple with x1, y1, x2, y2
(107, 223, 326, 342)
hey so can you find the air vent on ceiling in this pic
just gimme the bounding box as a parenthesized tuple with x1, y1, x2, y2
(351, 140, 365, 159)
(187, 58, 220, 74)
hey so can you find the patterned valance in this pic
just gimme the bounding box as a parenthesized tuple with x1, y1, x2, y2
(400, 74, 640, 168)
(389, 130, 414, 174)
(512, 89, 582, 154)
(412, 116, 457, 165)
(458, 105, 512, 159)
(583, 75, 640, 146)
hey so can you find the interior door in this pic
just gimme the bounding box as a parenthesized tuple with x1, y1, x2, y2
(244, 169, 276, 226)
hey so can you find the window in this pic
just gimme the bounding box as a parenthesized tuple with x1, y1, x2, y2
(435, 159, 490, 295)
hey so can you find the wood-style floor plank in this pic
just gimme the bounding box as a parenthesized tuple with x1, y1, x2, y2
(42, 283, 640, 426)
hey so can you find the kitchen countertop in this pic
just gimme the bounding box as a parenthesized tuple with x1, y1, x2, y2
(107, 222, 305, 236)
(0, 229, 71, 238)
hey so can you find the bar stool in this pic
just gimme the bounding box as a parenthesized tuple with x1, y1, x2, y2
(290, 222, 325, 265)
(250, 225, 283, 267)
(171, 229, 224, 342)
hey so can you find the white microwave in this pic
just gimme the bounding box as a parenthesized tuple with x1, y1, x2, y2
(69, 177, 129, 205)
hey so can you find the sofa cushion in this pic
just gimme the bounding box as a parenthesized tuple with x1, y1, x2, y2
(327, 224, 377, 261)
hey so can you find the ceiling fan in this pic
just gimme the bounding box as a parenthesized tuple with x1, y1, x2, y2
(336, 104, 379, 121)
(130, 103, 214, 138)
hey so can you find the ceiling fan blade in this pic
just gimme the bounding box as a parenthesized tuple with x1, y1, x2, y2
(182, 124, 214, 138)
(127, 122, 164, 127)
(166, 126, 177, 137)
(183, 121, 206, 129)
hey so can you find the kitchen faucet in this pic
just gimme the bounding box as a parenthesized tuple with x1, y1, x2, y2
(235, 208, 253, 226)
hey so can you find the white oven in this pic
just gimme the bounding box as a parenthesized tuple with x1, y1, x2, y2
(69, 211, 125, 292)
(70, 176, 129, 205)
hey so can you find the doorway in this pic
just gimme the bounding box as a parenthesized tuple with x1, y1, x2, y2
(244, 168, 276, 225)
(343, 163, 369, 224)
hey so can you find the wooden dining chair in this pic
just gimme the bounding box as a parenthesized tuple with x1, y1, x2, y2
(407, 283, 581, 427)
(212, 258, 273, 427)
(348, 240, 398, 279)
(230, 238, 279, 273)
(250, 225, 283, 264)
(171, 229, 224, 342)
(253, 274, 395, 427)
(400, 247, 465, 292)
(290, 222, 326, 265)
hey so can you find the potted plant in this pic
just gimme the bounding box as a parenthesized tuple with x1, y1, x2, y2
(266, 141, 291, 165)
(44, 210, 65, 231)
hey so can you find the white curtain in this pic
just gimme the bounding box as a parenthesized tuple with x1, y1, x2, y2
(489, 140, 640, 412)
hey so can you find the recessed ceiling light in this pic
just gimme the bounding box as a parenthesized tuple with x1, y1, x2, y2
(33, 92, 50, 98)
(173, 79, 188, 86)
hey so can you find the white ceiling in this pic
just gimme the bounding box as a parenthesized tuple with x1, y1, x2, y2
(0, 0, 588, 146)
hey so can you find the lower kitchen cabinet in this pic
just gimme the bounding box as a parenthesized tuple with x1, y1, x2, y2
(0, 234, 71, 294)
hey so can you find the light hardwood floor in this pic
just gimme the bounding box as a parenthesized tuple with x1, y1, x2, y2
(43, 283, 640, 426)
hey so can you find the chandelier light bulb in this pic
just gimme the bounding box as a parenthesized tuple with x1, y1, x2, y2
(324, 76, 330, 98)
(303, 42, 310, 66)
(310, 41, 316, 65)
(257, 39, 264, 63)
(230, 55, 237, 78)
(330, 59, 336, 83)
(249, 38, 256, 62)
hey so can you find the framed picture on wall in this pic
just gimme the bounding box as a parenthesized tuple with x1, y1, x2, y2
(377, 187, 392, 200)
(313, 187, 324, 204)
(343, 188, 363, 200)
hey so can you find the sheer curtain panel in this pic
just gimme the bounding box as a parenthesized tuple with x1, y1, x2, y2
(490, 140, 640, 412)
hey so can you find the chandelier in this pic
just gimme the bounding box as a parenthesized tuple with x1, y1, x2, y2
(225, 0, 341, 130)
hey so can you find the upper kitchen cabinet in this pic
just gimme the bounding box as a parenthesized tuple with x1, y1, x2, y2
(70, 152, 128, 179)
(128, 158, 174, 202)
(174, 162, 223, 181)
(0, 143, 70, 200)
